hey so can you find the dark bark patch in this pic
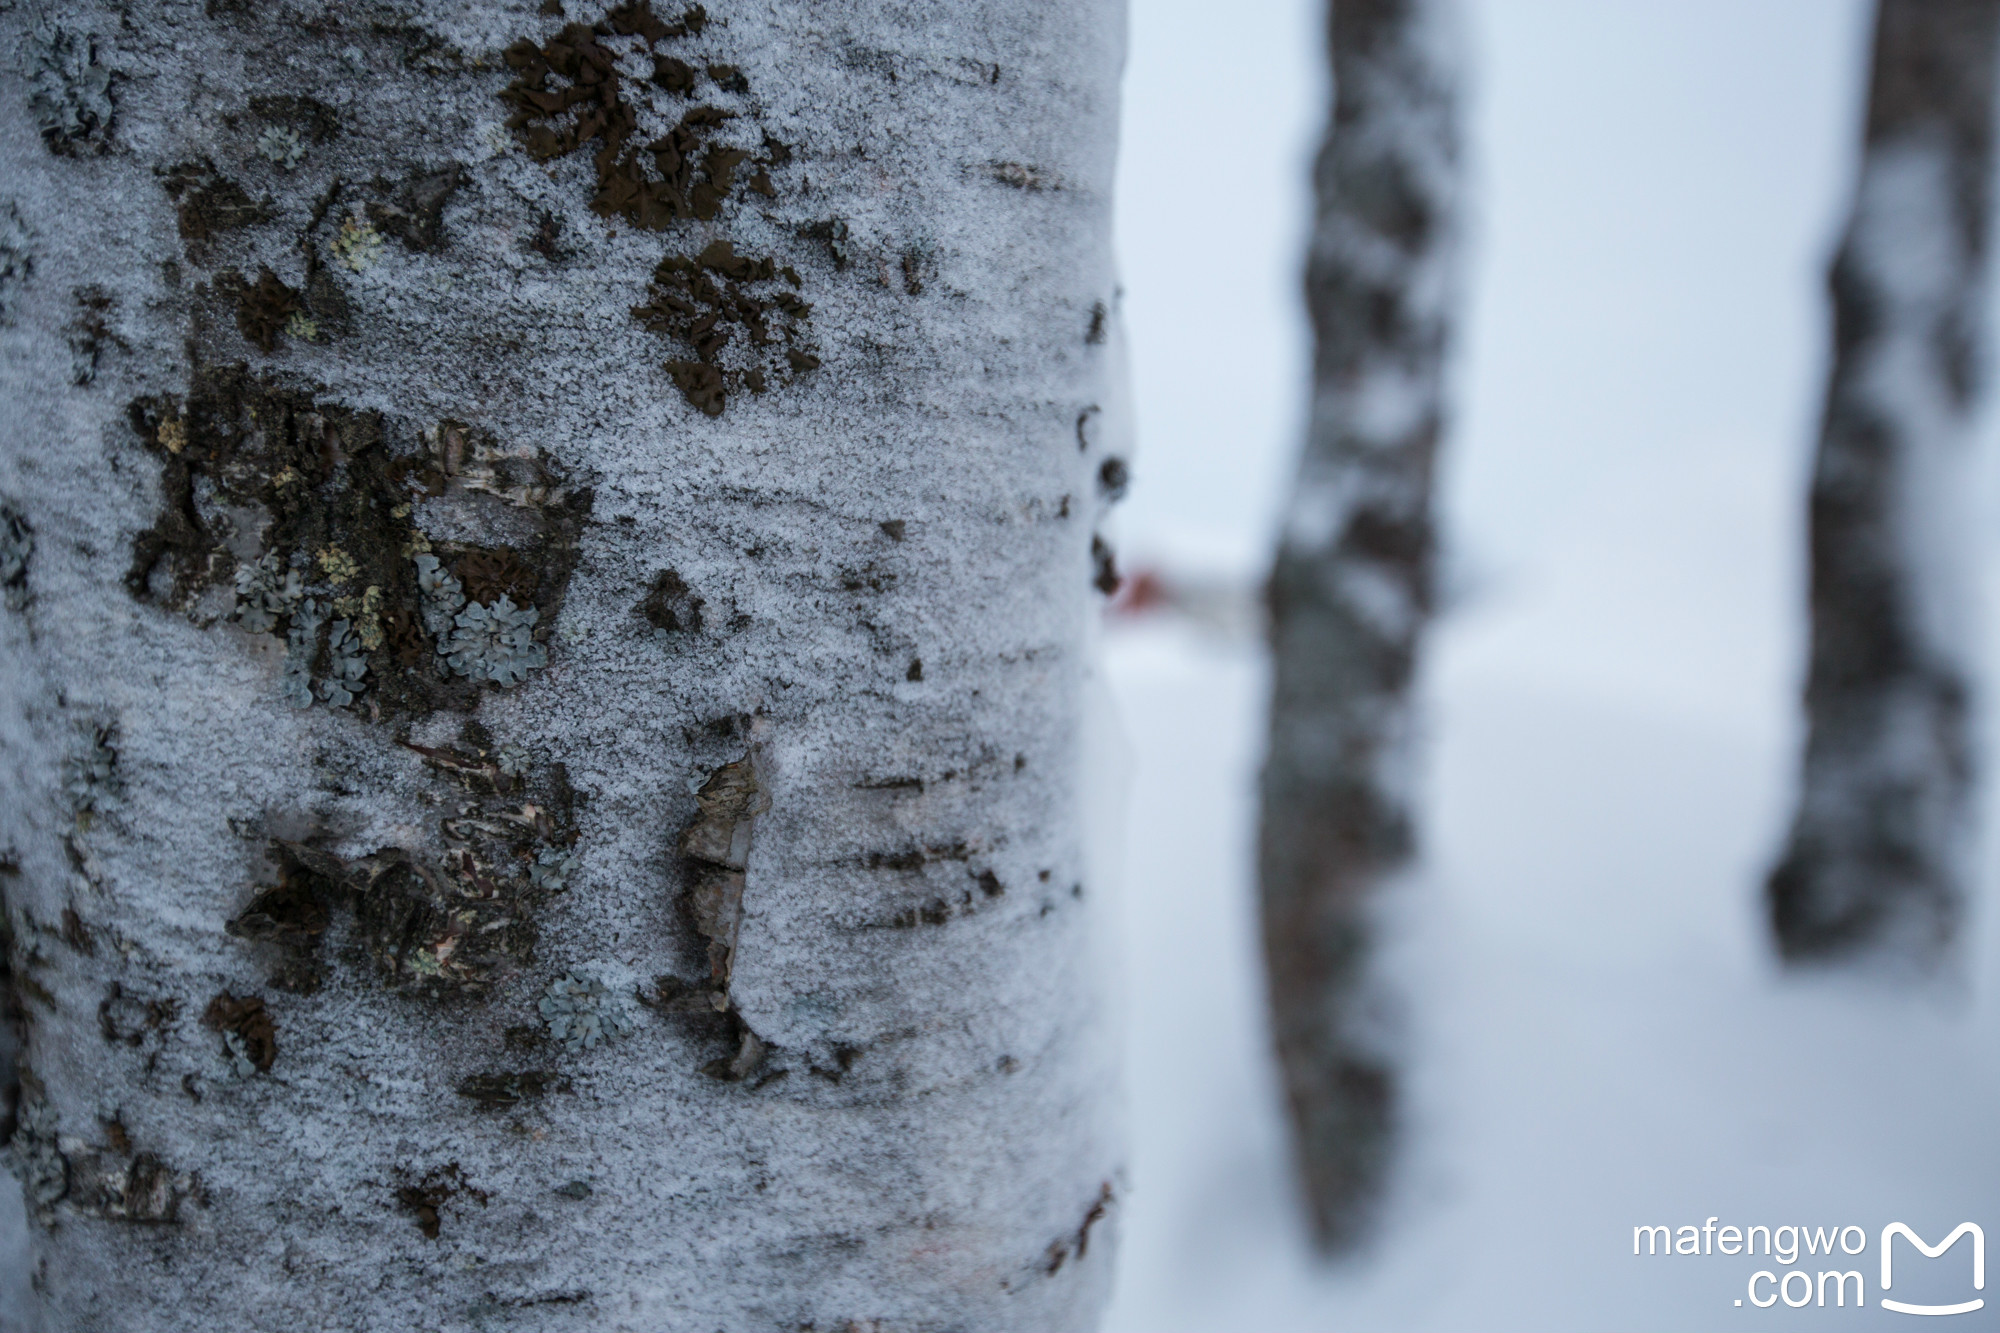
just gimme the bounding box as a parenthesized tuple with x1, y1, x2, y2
(249, 94, 340, 144)
(640, 568, 704, 631)
(123, 367, 591, 717)
(67, 286, 120, 386)
(202, 991, 277, 1073)
(159, 159, 272, 244)
(456, 1069, 569, 1109)
(1091, 535, 1120, 595)
(217, 265, 301, 353)
(365, 164, 462, 252)
(1043, 1181, 1114, 1275)
(396, 1162, 485, 1239)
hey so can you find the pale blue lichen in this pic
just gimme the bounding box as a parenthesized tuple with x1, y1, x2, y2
(537, 972, 634, 1052)
(257, 125, 305, 170)
(528, 846, 576, 893)
(316, 618, 368, 707)
(282, 597, 324, 709)
(414, 553, 464, 638)
(442, 595, 546, 686)
(232, 553, 302, 634)
(496, 743, 531, 778)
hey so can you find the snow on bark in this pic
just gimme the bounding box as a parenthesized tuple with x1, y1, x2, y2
(0, 0, 1125, 1327)
(1769, 0, 2000, 972)
(1259, 0, 1459, 1252)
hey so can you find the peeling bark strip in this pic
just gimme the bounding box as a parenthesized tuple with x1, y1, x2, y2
(0, 0, 1122, 1326)
(1767, 0, 2000, 970)
(678, 754, 768, 1003)
(1259, 0, 1460, 1252)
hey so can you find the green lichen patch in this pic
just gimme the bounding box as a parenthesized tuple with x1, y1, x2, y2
(632, 241, 816, 415)
(125, 369, 592, 717)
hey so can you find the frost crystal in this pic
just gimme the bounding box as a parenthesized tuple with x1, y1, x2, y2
(529, 846, 576, 892)
(538, 972, 634, 1052)
(64, 723, 120, 812)
(442, 595, 547, 686)
(30, 24, 114, 157)
(282, 597, 325, 709)
(317, 619, 369, 707)
(232, 553, 302, 633)
(331, 215, 383, 272)
(414, 553, 465, 637)
(257, 125, 305, 170)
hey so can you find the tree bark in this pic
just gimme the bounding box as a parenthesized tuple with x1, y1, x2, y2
(1768, 0, 2000, 971)
(1259, 0, 1458, 1252)
(0, 1, 1125, 1327)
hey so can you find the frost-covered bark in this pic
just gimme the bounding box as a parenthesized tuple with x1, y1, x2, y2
(0, 1, 1126, 1327)
(1768, 0, 2000, 971)
(1258, 0, 1458, 1252)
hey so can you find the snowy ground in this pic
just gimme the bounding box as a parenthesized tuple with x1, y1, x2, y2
(1099, 0, 2000, 1328)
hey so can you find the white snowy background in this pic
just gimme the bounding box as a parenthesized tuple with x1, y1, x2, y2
(1098, 0, 2000, 1329)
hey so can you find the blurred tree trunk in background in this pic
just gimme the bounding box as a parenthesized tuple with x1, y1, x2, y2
(0, 0, 1125, 1327)
(1260, 0, 1459, 1252)
(1769, 0, 2000, 971)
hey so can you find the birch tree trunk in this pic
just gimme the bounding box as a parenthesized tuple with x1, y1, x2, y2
(0, 0, 1126, 1327)
(1768, 0, 2000, 971)
(1259, 0, 1458, 1252)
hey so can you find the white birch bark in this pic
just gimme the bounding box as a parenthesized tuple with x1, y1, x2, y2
(1259, 0, 1458, 1251)
(0, 0, 1126, 1327)
(1769, 0, 2000, 971)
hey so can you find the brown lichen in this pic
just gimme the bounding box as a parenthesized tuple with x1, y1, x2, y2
(632, 241, 817, 415)
(497, 2, 818, 416)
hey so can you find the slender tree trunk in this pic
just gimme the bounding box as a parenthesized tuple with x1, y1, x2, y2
(0, 0, 1125, 1326)
(1769, 0, 2000, 971)
(1259, 0, 1458, 1252)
